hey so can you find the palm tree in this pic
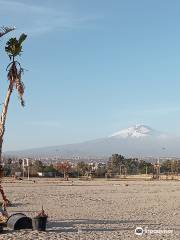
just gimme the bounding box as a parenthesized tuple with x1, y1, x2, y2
(0, 32, 27, 205)
(0, 26, 15, 205)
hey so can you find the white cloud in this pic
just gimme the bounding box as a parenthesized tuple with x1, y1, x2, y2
(119, 105, 180, 115)
(0, 0, 100, 36)
(141, 106, 180, 115)
(27, 120, 61, 128)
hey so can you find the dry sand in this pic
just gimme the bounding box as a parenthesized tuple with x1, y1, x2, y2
(0, 178, 179, 240)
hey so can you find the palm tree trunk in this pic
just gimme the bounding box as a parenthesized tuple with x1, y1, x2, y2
(0, 83, 13, 204)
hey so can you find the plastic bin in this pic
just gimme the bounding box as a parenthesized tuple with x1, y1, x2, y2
(32, 216, 47, 231)
(7, 213, 32, 230)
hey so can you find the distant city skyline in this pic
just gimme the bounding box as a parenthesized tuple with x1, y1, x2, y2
(1, 0, 180, 151)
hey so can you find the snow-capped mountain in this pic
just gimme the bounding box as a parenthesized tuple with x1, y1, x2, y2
(110, 124, 161, 138)
(6, 124, 179, 158)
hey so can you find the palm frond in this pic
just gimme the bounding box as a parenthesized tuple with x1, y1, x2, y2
(7, 63, 25, 107)
(0, 26, 15, 38)
(5, 32, 27, 107)
(7, 62, 17, 86)
(16, 71, 25, 107)
(18, 33, 27, 45)
(5, 33, 27, 59)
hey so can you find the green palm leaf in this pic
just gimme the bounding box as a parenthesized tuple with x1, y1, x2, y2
(5, 33, 27, 59)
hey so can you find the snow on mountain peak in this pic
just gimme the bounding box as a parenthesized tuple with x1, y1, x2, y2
(109, 124, 159, 138)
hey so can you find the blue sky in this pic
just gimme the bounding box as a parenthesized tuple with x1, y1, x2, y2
(1, 0, 180, 150)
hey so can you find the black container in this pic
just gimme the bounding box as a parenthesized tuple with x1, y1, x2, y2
(7, 213, 32, 230)
(32, 216, 47, 231)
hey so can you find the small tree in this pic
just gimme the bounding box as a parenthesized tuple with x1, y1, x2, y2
(107, 154, 125, 174)
(57, 162, 71, 179)
(76, 161, 90, 176)
(0, 28, 27, 204)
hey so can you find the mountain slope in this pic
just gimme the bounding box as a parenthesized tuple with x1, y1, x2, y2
(6, 125, 180, 158)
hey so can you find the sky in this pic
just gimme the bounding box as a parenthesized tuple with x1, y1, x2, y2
(1, 0, 180, 150)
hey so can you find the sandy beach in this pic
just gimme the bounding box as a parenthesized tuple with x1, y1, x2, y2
(0, 178, 179, 240)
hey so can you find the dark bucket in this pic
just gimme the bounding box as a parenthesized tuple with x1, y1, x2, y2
(7, 213, 32, 230)
(32, 216, 47, 231)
